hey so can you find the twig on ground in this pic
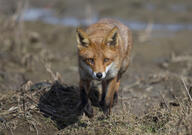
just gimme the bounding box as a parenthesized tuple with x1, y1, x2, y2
(159, 92, 170, 111)
(27, 119, 39, 135)
(5, 123, 14, 135)
(181, 77, 192, 102)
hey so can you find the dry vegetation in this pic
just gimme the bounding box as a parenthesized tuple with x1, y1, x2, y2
(0, 0, 192, 134)
(0, 18, 192, 135)
(0, 74, 192, 135)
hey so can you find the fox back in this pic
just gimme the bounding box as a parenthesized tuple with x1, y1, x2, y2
(76, 18, 132, 81)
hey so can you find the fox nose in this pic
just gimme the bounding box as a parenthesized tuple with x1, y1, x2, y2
(96, 72, 103, 79)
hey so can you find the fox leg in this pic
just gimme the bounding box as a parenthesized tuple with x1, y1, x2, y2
(113, 80, 120, 106)
(79, 80, 94, 118)
(108, 79, 120, 114)
(101, 77, 119, 115)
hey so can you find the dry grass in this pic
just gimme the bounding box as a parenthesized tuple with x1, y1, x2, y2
(0, 75, 192, 135)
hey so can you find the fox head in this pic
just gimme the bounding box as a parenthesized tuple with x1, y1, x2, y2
(76, 26, 120, 80)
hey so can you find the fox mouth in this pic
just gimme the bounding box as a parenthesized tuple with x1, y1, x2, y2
(95, 78, 104, 81)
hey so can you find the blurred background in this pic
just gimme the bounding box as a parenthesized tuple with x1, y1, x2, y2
(1, 0, 192, 28)
(0, 0, 191, 91)
(0, 0, 192, 108)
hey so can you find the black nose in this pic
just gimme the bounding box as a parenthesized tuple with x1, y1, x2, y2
(96, 72, 103, 79)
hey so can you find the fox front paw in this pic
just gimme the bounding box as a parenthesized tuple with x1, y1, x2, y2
(84, 101, 94, 118)
(99, 100, 109, 115)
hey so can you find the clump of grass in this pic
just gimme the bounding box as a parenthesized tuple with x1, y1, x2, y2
(139, 110, 169, 133)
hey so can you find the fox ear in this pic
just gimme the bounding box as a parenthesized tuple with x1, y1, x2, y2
(104, 26, 119, 46)
(76, 28, 90, 47)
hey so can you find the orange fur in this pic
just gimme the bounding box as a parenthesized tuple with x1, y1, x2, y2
(76, 18, 133, 116)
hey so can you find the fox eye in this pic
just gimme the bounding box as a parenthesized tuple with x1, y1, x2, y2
(86, 58, 94, 64)
(104, 58, 110, 63)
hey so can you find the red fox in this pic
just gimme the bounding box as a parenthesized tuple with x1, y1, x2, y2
(76, 18, 133, 117)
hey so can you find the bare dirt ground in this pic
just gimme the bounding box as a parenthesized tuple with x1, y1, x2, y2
(0, 0, 192, 135)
